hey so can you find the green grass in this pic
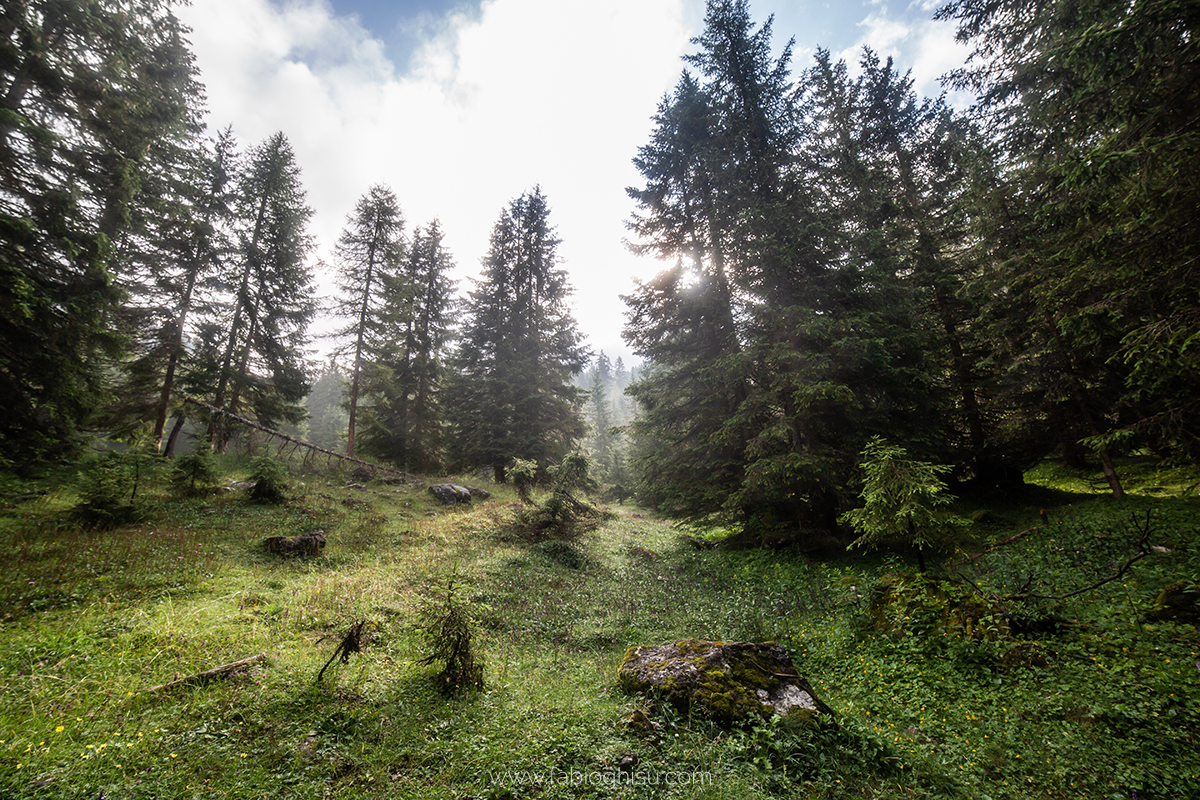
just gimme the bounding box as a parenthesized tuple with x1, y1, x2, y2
(0, 457, 1197, 798)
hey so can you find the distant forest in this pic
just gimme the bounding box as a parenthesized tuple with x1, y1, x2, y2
(2, 1, 1197, 537)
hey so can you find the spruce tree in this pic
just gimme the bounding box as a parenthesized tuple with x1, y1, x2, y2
(209, 132, 315, 447)
(112, 127, 239, 452)
(586, 352, 615, 480)
(357, 219, 455, 472)
(940, 0, 1200, 476)
(1, 0, 203, 465)
(624, 2, 979, 538)
(446, 189, 587, 481)
(622, 70, 749, 523)
(624, 0, 814, 529)
(330, 185, 406, 457)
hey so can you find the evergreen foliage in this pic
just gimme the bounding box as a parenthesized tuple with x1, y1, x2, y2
(328, 185, 406, 457)
(446, 189, 588, 481)
(578, 351, 637, 487)
(168, 448, 220, 496)
(418, 574, 484, 697)
(939, 0, 1200, 482)
(0, 0, 1196, 563)
(73, 437, 158, 527)
(356, 220, 455, 472)
(247, 455, 288, 504)
(208, 132, 316, 449)
(623, 0, 970, 536)
(113, 127, 239, 453)
(0, 0, 202, 465)
(510, 457, 538, 504)
(840, 439, 970, 572)
(509, 451, 610, 541)
(303, 362, 348, 452)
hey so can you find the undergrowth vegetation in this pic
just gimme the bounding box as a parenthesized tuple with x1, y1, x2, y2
(0, 456, 1196, 798)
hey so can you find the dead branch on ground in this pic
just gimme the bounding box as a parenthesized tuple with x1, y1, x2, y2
(139, 653, 267, 694)
(316, 619, 370, 684)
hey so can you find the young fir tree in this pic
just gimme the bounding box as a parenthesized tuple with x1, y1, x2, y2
(209, 132, 315, 447)
(0, 0, 203, 465)
(841, 439, 969, 573)
(446, 189, 588, 481)
(329, 185, 406, 457)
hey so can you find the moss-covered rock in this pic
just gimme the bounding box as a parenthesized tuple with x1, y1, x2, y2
(617, 639, 831, 724)
(868, 572, 1010, 640)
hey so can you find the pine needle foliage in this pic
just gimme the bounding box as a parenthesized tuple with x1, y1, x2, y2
(418, 575, 484, 697)
(841, 438, 970, 571)
(509, 452, 611, 541)
(169, 449, 220, 496)
(247, 455, 289, 504)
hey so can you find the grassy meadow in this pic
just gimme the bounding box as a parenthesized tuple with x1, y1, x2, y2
(0, 455, 1197, 799)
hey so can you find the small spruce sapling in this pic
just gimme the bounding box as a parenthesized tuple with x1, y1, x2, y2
(840, 438, 969, 572)
(169, 448, 221, 496)
(510, 458, 539, 504)
(247, 455, 289, 503)
(419, 572, 484, 696)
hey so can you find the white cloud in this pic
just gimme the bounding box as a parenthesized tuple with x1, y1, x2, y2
(179, 0, 972, 363)
(179, 0, 694, 360)
(835, 7, 970, 103)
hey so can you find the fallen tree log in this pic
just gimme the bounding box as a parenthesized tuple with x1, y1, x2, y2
(139, 653, 268, 694)
(175, 394, 420, 482)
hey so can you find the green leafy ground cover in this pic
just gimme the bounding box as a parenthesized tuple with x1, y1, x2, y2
(0, 459, 1197, 798)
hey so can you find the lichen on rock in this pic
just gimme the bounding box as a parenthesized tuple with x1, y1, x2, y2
(617, 639, 831, 724)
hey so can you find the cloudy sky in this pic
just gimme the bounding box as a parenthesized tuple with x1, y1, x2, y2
(177, 0, 969, 363)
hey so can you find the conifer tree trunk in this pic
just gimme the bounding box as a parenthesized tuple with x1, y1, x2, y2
(345, 234, 378, 458)
(1051, 323, 1125, 499)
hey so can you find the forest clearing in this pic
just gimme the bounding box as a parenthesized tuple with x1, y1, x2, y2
(4, 0, 1199, 796)
(0, 454, 1196, 799)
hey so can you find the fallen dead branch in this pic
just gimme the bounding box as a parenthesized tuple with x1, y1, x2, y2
(177, 394, 419, 482)
(317, 619, 370, 684)
(948, 526, 1036, 568)
(140, 653, 268, 694)
(1012, 509, 1155, 601)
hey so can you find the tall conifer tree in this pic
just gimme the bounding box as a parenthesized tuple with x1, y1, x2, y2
(446, 189, 587, 481)
(113, 127, 239, 453)
(624, 2, 974, 536)
(356, 219, 455, 472)
(1, 0, 202, 464)
(940, 0, 1200, 477)
(209, 132, 315, 447)
(330, 185, 405, 457)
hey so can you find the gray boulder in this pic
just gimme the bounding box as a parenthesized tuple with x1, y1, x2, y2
(428, 483, 489, 504)
(618, 639, 831, 723)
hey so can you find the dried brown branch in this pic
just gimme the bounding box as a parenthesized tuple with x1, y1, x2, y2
(317, 619, 370, 684)
(948, 526, 1036, 568)
(1011, 509, 1155, 602)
